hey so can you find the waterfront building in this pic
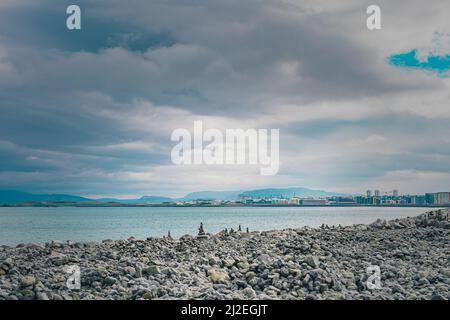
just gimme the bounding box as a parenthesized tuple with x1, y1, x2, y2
(301, 199, 328, 206)
(272, 198, 289, 205)
(425, 193, 436, 204)
(435, 192, 450, 205)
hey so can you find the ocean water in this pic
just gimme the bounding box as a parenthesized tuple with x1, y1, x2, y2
(0, 206, 431, 245)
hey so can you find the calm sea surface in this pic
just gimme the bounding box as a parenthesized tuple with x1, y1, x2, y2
(0, 206, 431, 245)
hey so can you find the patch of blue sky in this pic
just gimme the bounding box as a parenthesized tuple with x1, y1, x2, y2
(388, 49, 450, 77)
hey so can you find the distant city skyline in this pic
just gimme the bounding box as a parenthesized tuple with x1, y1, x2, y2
(1, 188, 449, 207)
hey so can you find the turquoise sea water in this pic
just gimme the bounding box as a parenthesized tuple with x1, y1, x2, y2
(0, 206, 430, 245)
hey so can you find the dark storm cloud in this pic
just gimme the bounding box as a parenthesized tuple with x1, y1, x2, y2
(1, 0, 418, 112)
(0, 0, 176, 53)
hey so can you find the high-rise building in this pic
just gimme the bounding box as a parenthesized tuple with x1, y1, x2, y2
(393, 189, 399, 197)
(366, 190, 372, 197)
(425, 193, 436, 205)
(424, 192, 450, 205)
(435, 192, 450, 205)
(374, 189, 380, 197)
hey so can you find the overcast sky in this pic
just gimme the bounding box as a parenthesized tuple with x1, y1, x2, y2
(0, 0, 449, 198)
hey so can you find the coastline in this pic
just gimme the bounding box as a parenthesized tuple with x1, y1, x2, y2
(1, 203, 449, 208)
(0, 208, 449, 300)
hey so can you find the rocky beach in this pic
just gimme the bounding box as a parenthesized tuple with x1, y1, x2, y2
(0, 209, 449, 300)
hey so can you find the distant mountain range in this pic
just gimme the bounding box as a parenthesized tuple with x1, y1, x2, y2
(180, 190, 243, 201)
(0, 190, 173, 205)
(238, 187, 349, 199)
(0, 190, 92, 204)
(0, 187, 350, 205)
(95, 196, 173, 204)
